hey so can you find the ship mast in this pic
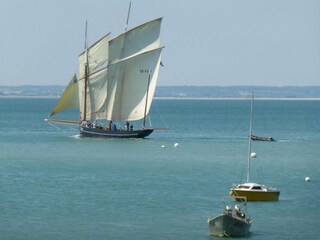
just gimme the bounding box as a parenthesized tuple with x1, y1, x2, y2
(125, 1, 131, 31)
(247, 93, 254, 183)
(83, 20, 89, 121)
(142, 70, 151, 129)
(107, 1, 132, 130)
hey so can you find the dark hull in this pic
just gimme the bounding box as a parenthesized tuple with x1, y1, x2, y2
(251, 135, 275, 142)
(79, 126, 153, 138)
(208, 214, 252, 237)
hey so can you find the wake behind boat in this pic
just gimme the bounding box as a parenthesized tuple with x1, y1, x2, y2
(46, 16, 164, 139)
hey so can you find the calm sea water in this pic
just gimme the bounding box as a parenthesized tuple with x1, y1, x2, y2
(0, 98, 319, 240)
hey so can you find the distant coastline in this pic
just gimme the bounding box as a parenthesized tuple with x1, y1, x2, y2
(1, 95, 320, 101)
(153, 97, 320, 101)
(1, 85, 320, 99)
(1, 96, 320, 101)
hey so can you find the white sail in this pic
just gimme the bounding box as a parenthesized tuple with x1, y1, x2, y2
(48, 74, 79, 117)
(108, 18, 162, 64)
(78, 34, 109, 120)
(106, 47, 163, 121)
(78, 34, 109, 79)
(78, 68, 108, 120)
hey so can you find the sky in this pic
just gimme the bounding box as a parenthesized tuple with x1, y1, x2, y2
(0, 0, 319, 86)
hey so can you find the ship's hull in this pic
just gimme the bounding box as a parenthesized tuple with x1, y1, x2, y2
(208, 214, 252, 237)
(251, 135, 275, 142)
(230, 189, 280, 201)
(79, 126, 153, 138)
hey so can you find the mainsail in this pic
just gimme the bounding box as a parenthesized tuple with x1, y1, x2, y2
(106, 47, 162, 121)
(49, 17, 163, 126)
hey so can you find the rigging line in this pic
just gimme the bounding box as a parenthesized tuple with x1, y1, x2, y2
(46, 121, 78, 133)
(152, 99, 169, 129)
(256, 163, 264, 184)
(235, 152, 245, 184)
(47, 121, 62, 131)
(147, 114, 152, 128)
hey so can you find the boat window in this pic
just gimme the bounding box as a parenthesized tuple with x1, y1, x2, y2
(239, 185, 250, 189)
(252, 186, 262, 190)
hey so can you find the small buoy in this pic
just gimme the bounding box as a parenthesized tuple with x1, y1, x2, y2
(161, 145, 165, 148)
(250, 152, 257, 158)
(174, 143, 179, 148)
(305, 177, 310, 182)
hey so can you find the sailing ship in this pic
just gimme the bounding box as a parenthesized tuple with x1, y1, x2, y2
(47, 17, 164, 138)
(230, 94, 280, 201)
(207, 197, 252, 237)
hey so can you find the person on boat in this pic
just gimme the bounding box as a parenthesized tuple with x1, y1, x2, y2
(234, 205, 241, 217)
(130, 124, 134, 131)
(226, 205, 232, 215)
(234, 205, 245, 219)
(125, 121, 130, 131)
(111, 123, 117, 131)
(80, 120, 87, 127)
(92, 120, 97, 128)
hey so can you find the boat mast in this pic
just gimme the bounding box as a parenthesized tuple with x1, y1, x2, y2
(83, 20, 89, 121)
(247, 93, 254, 183)
(142, 70, 151, 129)
(106, 2, 132, 130)
(125, 1, 131, 31)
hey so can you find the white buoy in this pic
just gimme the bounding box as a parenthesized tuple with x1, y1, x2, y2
(305, 177, 310, 182)
(161, 145, 165, 148)
(250, 152, 257, 158)
(174, 143, 179, 148)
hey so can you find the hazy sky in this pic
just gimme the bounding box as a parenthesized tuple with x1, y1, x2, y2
(1, 0, 319, 86)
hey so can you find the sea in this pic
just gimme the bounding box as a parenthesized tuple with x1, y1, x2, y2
(0, 97, 319, 240)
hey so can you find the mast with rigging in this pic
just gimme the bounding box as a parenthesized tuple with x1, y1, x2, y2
(247, 93, 254, 183)
(83, 20, 89, 121)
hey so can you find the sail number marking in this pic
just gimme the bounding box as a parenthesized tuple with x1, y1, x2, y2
(140, 69, 152, 73)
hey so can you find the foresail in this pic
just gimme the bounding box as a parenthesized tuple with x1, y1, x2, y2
(105, 47, 163, 121)
(79, 34, 109, 78)
(48, 74, 79, 117)
(108, 18, 162, 64)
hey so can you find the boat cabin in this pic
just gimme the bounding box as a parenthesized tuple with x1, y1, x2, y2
(236, 183, 267, 191)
